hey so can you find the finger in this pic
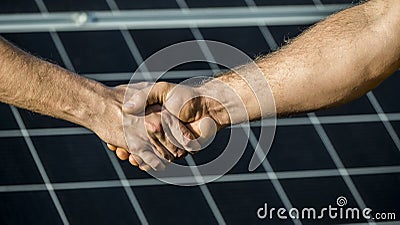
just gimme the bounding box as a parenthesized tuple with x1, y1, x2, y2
(116, 147, 130, 160)
(123, 89, 148, 115)
(153, 132, 180, 159)
(137, 150, 166, 171)
(148, 137, 175, 162)
(162, 84, 199, 122)
(188, 117, 218, 152)
(152, 117, 191, 158)
(122, 82, 151, 114)
(129, 154, 140, 167)
(131, 154, 143, 166)
(144, 105, 179, 160)
(139, 164, 152, 172)
(176, 148, 188, 159)
(146, 120, 188, 160)
(127, 141, 155, 170)
(165, 110, 217, 153)
(161, 110, 202, 153)
(107, 143, 117, 151)
(145, 111, 179, 159)
(123, 82, 175, 114)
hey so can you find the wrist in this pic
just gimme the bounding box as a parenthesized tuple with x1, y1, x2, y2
(75, 81, 126, 147)
(199, 71, 270, 126)
(197, 78, 246, 128)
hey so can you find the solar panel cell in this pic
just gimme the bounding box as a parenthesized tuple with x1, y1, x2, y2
(32, 135, 119, 182)
(0, 137, 42, 185)
(0, 191, 63, 225)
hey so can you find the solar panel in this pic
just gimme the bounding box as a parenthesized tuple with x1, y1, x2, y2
(0, 0, 399, 225)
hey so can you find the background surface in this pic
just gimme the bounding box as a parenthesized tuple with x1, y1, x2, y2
(0, 0, 399, 225)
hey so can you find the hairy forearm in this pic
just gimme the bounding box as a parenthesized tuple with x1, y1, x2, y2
(206, 0, 400, 123)
(0, 37, 122, 133)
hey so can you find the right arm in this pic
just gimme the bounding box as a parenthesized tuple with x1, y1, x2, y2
(204, 0, 400, 122)
(124, 0, 400, 153)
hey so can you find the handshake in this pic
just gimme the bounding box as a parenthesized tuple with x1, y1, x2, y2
(96, 69, 273, 172)
(102, 78, 244, 172)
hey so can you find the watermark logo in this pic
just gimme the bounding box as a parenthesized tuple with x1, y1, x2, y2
(257, 196, 397, 221)
(123, 40, 276, 186)
(336, 196, 347, 207)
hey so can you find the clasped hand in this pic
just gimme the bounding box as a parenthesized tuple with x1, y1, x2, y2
(106, 82, 227, 171)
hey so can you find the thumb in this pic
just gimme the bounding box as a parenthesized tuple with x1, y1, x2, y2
(162, 110, 217, 153)
(123, 82, 175, 114)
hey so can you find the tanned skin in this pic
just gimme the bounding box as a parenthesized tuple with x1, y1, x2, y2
(124, 0, 400, 159)
(1, 0, 399, 169)
(0, 38, 191, 171)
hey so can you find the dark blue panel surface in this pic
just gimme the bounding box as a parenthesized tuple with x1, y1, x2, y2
(17, 108, 78, 129)
(0, 0, 39, 13)
(352, 173, 400, 222)
(1, 33, 65, 67)
(321, 0, 358, 3)
(256, 125, 337, 171)
(1, 1, 399, 225)
(32, 135, 118, 182)
(373, 71, 400, 113)
(57, 188, 141, 225)
(134, 185, 218, 225)
(255, 0, 314, 5)
(0, 137, 42, 185)
(0, 191, 63, 225)
(185, 0, 247, 7)
(200, 27, 271, 59)
(209, 180, 293, 225)
(193, 127, 265, 174)
(281, 177, 365, 224)
(115, 0, 179, 9)
(392, 121, 400, 137)
(119, 159, 154, 179)
(59, 31, 137, 73)
(324, 123, 400, 167)
(131, 29, 195, 59)
(316, 96, 376, 116)
(0, 103, 18, 130)
(268, 25, 312, 47)
(131, 29, 210, 71)
(43, 0, 110, 12)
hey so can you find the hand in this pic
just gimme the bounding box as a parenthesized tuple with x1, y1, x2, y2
(90, 84, 177, 171)
(123, 81, 232, 155)
(102, 83, 199, 171)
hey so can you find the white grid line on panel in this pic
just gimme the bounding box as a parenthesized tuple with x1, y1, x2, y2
(255, 6, 375, 221)
(9, 106, 70, 225)
(310, 2, 375, 223)
(2, 164, 398, 193)
(309, 113, 375, 225)
(15, 5, 71, 223)
(1, 113, 400, 138)
(257, 3, 376, 224)
(105, 1, 225, 224)
(2, 2, 397, 225)
(32, 1, 150, 224)
(317, 1, 398, 224)
(0, 5, 351, 33)
(366, 92, 400, 151)
(249, 129, 303, 225)
(102, 142, 149, 225)
(34, 0, 76, 72)
(243, 1, 301, 224)
(186, 155, 227, 225)
(176, 1, 301, 224)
